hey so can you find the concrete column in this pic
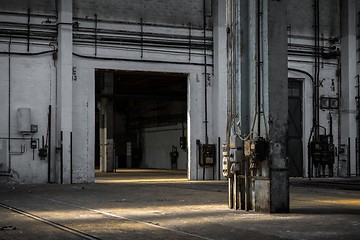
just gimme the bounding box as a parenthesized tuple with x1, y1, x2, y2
(264, 0, 289, 213)
(56, 0, 73, 184)
(213, 0, 227, 179)
(99, 105, 106, 172)
(233, 0, 288, 213)
(340, 0, 357, 176)
(99, 73, 114, 172)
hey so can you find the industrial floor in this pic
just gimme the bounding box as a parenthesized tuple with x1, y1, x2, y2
(1, 170, 360, 240)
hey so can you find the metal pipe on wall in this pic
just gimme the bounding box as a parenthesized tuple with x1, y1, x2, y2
(348, 137, 351, 177)
(256, 0, 262, 137)
(203, 0, 209, 145)
(60, 131, 63, 184)
(8, 35, 11, 174)
(70, 131, 73, 184)
(48, 105, 51, 183)
(357, 76, 360, 176)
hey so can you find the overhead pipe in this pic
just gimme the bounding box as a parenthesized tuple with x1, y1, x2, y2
(0, 50, 55, 56)
(73, 25, 211, 42)
(72, 16, 207, 31)
(27, 8, 31, 52)
(0, 21, 213, 59)
(73, 52, 212, 66)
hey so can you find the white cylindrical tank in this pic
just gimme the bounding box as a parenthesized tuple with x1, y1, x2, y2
(17, 108, 31, 134)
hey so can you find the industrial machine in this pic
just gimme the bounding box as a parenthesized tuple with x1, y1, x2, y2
(222, 134, 269, 210)
(310, 134, 335, 177)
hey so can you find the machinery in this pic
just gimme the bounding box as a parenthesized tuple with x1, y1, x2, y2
(222, 134, 269, 210)
(310, 135, 335, 177)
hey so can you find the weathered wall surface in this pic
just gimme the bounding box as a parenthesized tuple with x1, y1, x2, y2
(0, 0, 227, 183)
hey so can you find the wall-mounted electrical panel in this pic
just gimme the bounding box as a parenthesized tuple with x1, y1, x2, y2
(244, 137, 268, 161)
(200, 144, 216, 166)
(222, 143, 231, 178)
(310, 135, 335, 166)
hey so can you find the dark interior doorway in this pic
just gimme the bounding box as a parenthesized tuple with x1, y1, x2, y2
(95, 70, 188, 171)
(287, 78, 304, 177)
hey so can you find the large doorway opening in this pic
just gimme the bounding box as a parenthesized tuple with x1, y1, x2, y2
(287, 78, 304, 177)
(95, 70, 188, 173)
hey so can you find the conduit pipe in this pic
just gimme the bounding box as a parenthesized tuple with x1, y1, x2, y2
(8, 36, 11, 173)
(73, 52, 212, 66)
(203, 0, 209, 145)
(256, 0, 262, 137)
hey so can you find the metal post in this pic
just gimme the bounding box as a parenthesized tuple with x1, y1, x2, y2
(48, 105, 51, 183)
(245, 156, 249, 211)
(356, 137, 358, 177)
(70, 131, 72, 184)
(233, 174, 239, 209)
(60, 131, 63, 184)
(203, 0, 209, 145)
(348, 137, 351, 177)
(218, 137, 221, 180)
(228, 177, 233, 209)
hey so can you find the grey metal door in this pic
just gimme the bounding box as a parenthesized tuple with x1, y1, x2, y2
(288, 79, 303, 177)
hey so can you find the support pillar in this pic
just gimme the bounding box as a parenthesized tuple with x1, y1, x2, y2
(99, 73, 114, 172)
(265, 0, 289, 213)
(56, 0, 73, 184)
(229, 0, 288, 213)
(213, 0, 227, 179)
(340, 0, 357, 177)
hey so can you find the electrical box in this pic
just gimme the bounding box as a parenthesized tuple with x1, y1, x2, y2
(30, 139, 37, 149)
(201, 144, 216, 166)
(31, 124, 38, 133)
(244, 137, 268, 161)
(228, 135, 243, 175)
(222, 143, 231, 178)
(310, 135, 335, 165)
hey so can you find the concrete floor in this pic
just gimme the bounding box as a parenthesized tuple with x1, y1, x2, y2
(0, 170, 360, 240)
